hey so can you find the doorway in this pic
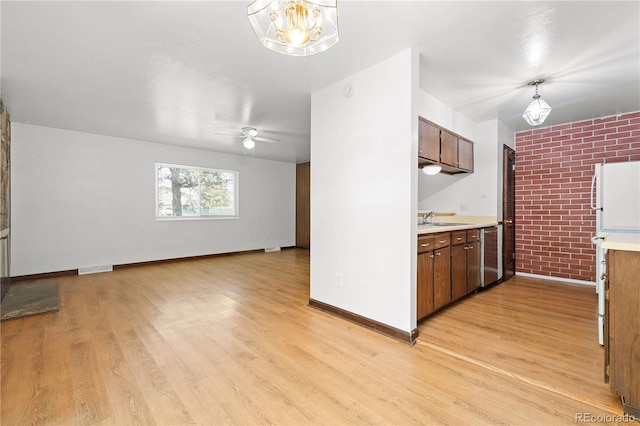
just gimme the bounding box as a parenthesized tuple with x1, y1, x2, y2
(502, 145, 516, 281)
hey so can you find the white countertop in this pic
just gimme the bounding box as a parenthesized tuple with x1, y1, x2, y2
(601, 232, 640, 252)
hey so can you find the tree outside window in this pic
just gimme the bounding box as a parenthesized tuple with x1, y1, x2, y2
(156, 163, 238, 218)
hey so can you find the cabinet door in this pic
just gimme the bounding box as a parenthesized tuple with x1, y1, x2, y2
(440, 131, 458, 167)
(417, 252, 434, 320)
(451, 244, 467, 300)
(458, 139, 474, 171)
(433, 247, 451, 310)
(607, 250, 640, 405)
(466, 242, 481, 292)
(418, 120, 440, 162)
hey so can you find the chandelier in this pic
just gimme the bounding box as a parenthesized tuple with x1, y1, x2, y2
(522, 79, 552, 126)
(247, 0, 340, 56)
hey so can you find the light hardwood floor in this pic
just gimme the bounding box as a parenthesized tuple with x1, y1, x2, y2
(1, 249, 624, 425)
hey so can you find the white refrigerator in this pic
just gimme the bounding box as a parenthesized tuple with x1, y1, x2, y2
(590, 160, 640, 344)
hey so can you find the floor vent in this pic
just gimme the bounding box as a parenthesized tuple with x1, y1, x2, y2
(78, 265, 113, 275)
(264, 247, 281, 253)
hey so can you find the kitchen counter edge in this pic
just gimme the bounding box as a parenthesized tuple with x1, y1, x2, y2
(417, 222, 499, 235)
(601, 233, 640, 252)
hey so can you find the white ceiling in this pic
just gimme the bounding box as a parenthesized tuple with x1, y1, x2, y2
(2, 1, 639, 163)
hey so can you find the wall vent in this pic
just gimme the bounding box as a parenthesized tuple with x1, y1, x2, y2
(264, 247, 281, 253)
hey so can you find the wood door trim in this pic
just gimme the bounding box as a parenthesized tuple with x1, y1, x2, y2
(502, 145, 516, 281)
(296, 162, 310, 249)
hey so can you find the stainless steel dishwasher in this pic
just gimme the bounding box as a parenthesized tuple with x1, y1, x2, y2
(480, 226, 499, 287)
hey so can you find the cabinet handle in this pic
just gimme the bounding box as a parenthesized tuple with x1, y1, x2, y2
(456, 237, 462, 241)
(429, 254, 434, 259)
(439, 240, 446, 244)
(464, 246, 469, 250)
(504, 219, 513, 224)
(469, 246, 473, 250)
(436, 252, 441, 256)
(421, 243, 430, 247)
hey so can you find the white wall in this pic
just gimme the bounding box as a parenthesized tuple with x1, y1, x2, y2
(417, 119, 498, 216)
(416, 86, 512, 218)
(11, 123, 295, 276)
(310, 49, 418, 333)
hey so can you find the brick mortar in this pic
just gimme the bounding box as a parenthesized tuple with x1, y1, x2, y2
(515, 111, 640, 282)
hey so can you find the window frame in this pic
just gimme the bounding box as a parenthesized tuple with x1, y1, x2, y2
(155, 162, 239, 221)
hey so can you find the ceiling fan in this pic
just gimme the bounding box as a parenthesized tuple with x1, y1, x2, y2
(214, 127, 281, 150)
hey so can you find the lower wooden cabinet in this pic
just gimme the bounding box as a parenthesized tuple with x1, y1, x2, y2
(452, 230, 480, 300)
(417, 233, 450, 321)
(466, 242, 481, 292)
(451, 244, 468, 300)
(416, 251, 434, 320)
(605, 249, 640, 417)
(433, 247, 451, 310)
(417, 228, 482, 322)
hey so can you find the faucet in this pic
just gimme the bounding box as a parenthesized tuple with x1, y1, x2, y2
(423, 211, 435, 225)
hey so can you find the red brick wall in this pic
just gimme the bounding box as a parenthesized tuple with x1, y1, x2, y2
(515, 112, 640, 282)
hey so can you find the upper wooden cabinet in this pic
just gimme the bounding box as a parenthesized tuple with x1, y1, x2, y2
(439, 131, 458, 167)
(418, 120, 440, 162)
(418, 117, 474, 174)
(458, 139, 474, 171)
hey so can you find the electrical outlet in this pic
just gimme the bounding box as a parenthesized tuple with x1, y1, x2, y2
(335, 274, 343, 288)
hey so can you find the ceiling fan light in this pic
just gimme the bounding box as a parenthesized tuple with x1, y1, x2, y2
(422, 164, 442, 175)
(243, 127, 259, 138)
(243, 137, 256, 150)
(247, 0, 340, 57)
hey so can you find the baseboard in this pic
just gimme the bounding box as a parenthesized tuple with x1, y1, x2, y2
(12, 247, 299, 282)
(308, 298, 419, 345)
(621, 397, 640, 419)
(11, 269, 78, 283)
(112, 249, 266, 270)
(1, 275, 11, 301)
(515, 272, 595, 287)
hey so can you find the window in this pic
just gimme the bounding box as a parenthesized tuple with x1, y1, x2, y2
(156, 163, 238, 219)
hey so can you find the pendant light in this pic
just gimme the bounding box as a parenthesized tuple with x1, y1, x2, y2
(522, 79, 552, 126)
